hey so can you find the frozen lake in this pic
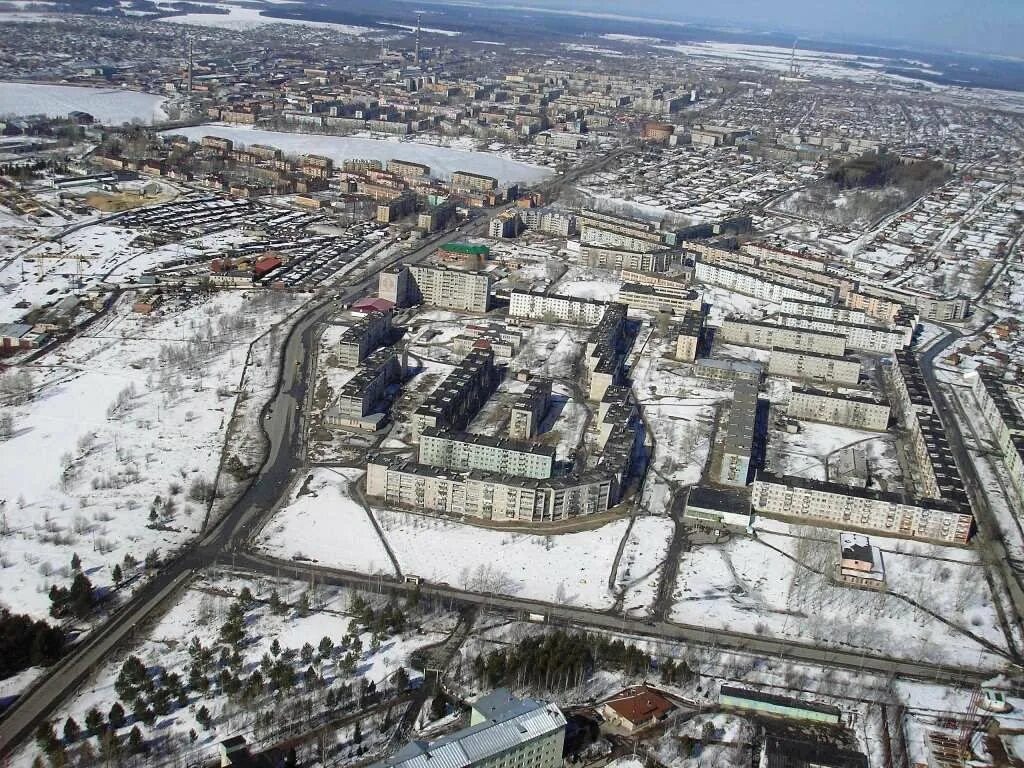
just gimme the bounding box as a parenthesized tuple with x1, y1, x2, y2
(0, 82, 167, 124)
(165, 124, 552, 185)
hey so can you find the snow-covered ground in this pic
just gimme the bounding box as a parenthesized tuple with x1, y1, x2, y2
(162, 125, 552, 185)
(0, 82, 166, 124)
(255, 468, 396, 576)
(159, 3, 373, 32)
(0, 290, 300, 619)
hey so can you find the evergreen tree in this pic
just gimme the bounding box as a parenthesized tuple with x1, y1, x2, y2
(128, 726, 145, 754)
(108, 702, 125, 730)
(62, 717, 79, 744)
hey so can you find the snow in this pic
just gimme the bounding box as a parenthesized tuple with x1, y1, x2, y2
(163, 125, 552, 185)
(0, 82, 167, 125)
(254, 468, 396, 576)
(159, 4, 373, 32)
(0, 290, 302, 618)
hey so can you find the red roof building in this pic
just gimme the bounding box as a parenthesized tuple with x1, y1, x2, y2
(352, 297, 395, 313)
(600, 686, 674, 734)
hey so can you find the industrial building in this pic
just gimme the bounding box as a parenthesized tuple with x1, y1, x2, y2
(452, 323, 523, 358)
(718, 318, 847, 357)
(718, 380, 759, 486)
(371, 690, 566, 768)
(767, 347, 861, 386)
(751, 472, 973, 544)
(786, 388, 891, 431)
(418, 428, 556, 479)
(719, 686, 841, 725)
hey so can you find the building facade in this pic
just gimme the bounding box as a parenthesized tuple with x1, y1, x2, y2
(786, 388, 891, 431)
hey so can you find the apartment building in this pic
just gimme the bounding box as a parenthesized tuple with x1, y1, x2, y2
(519, 208, 577, 237)
(410, 347, 501, 440)
(719, 319, 848, 357)
(578, 209, 666, 253)
(620, 269, 692, 295)
(419, 428, 555, 479)
(741, 243, 831, 273)
(373, 690, 565, 768)
(324, 347, 404, 431)
(336, 310, 392, 367)
(617, 283, 702, 316)
(451, 170, 498, 192)
(779, 298, 871, 325)
(787, 388, 891, 431)
(380, 264, 492, 312)
(674, 310, 704, 362)
(386, 159, 431, 180)
(578, 245, 668, 273)
(694, 260, 832, 305)
(845, 291, 903, 324)
(509, 290, 610, 325)
(767, 347, 861, 386)
(752, 473, 973, 544)
(509, 378, 552, 440)
(489, 209, 524, 238)
(854, 283, 969, 322)
(776, 314, 911, 353)
(969, 369, 1024, 499)
(366, 457, 613, 522)
(718, 380, 759, 487)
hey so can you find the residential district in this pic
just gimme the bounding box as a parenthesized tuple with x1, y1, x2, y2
(1, 5, 1024, 768)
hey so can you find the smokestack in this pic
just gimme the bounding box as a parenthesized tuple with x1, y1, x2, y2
(187, 37, 193, 96)
(415, 12, 421, 61)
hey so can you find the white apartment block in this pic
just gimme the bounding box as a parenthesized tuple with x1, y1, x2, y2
(419, 429, 555, 479)
(620, 269, 692, 295)
(509, 378, 552, 440)
(509, 290, 610, 325)
(372, 690, 566, 768)
(336, 310, 392, 367)
(718, 380, 759, 486)
(786, 388, 891, 431)
(579, 245, 668, 272)
(752, 473, 973, 544)
(694, 260, 831, 305)
(617, 283, 702, 316)
(409, 265, 491, 312)
(718, 319, 847, 357)
(741, 243, 831, 273)
(968, 369, 1024, 499)
(776, 314, 911, 353)
(366, 458, 613, 522)
(854, 284, 969, 322)
(779, 299, 871, 326)
(767, 347, 861, 386)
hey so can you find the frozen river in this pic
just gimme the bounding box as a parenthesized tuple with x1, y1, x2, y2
(164, 124, 552, 185)
(0, 82, 167, 124)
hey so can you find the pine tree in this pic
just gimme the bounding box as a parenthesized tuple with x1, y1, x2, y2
(108, 702, 125, 730)
(70, 553, 81, 573)
(62, 717, 79, 744)
(128, 726, 145, 754)
(112, 564, 123, 584)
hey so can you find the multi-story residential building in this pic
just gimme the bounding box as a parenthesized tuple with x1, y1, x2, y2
(740, 243, 831, 273)
(380, 264, 491, 312)
(451, 170, 498, 193)
(376, 192, 417, 224)
(752, 473, 973, 544)
(845, 291, 903, 324)
(694, 260, 833, 305)
(674, 310, 704, 362)
(578, 209, 666, 252)
(619, 269, 693, 294)
(718, 380, 759, 487)
(489, 209, 524, 238)
(372, 690, 566, 768)
(510, 378, 552, 440)
(786, 388, 891, 431)
(419, 428, 556, 479)
(969, 369, 1024, 499)
(718, 319, 848, 357)
(410, 348, 501, 440)
(617, 283, 702, 316)
(767, 347, 861, 386)
(366, 457, 614, 522)
(324, 347, 404, 431)
(779, 298, 871, 325)
(775, 314, 911, 353)
(509, 290, 609, 325)
(386, 159, 431, 180)
(578, 245, 668, 273)
(336, 310, 392, 367)
(852, 284, 969, 322)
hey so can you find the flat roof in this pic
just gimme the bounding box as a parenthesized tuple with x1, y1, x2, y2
(719, 686, 841, 717)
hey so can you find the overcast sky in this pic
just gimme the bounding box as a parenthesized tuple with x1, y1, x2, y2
(511, 0, 1024, 57)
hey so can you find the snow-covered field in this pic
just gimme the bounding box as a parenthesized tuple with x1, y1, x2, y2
(162, 125, 552, 185)
(159, 3, 373, 32)
(0, 290, 299, 619)
(255, 468, 396, 576)
(0, 82, 166, 124)
(672, 524, 1009, 668)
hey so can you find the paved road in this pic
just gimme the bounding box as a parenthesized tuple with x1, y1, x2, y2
(233, 551, 999, 686)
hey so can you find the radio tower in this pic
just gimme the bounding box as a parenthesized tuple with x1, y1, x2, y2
(415, 12, 421, 61)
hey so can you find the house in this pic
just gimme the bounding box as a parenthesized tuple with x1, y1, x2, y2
(600, 686, 674, 734)
(836, 533, 885, 590)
